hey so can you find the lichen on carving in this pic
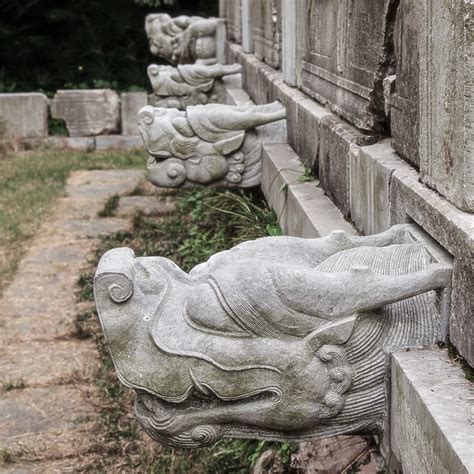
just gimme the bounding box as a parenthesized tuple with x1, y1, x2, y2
(94, 226, 452, 447)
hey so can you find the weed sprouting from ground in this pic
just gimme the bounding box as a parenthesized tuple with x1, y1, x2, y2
(1, 378, 26, 392)
(97, 194, 120, 218)
(75, 187, 299, 472)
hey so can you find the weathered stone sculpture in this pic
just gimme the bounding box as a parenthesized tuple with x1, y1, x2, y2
(138, 101, 286, 188)
(145, 14, 225, 65)
(148, 63, 242, 109)
(94, 225, 451, 448)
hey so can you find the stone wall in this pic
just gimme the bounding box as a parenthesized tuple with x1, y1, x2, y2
(222, 0, 473, 366)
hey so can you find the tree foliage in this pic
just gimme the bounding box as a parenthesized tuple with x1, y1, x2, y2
(0, 0, 217, 93)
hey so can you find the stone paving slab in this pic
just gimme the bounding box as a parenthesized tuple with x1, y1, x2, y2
(0, 169, 146, 471)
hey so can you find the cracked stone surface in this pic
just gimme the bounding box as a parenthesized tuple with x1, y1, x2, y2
(0, 169, 145, 471)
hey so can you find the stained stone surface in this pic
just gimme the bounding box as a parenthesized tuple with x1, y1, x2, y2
(121, 92, 148, 136)
(51, 89, 120, 137)
(0, 93, 48, 138)
(94, 226, 451, 447)
(251, 0, 281, 69)
(297, 0, 397, 132)
(220, 0, 241, 43)
(418, 0, 474, 212)
(145, 14, 226, 65)
(390, 0, 420, 167)
(138, 101, 286, 188)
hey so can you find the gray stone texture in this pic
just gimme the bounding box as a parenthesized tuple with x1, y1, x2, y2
(262, 144, 356, 238)
(391, 350, 474, 474)
(418, 0, 474, 212)
(251, 0, 281, 69)
(121, 92, 147, 136)
(0, 93, 48, 138)
(390, 0, 420, 167)
(240, 0, 253, 53)
(319, 115, 376, 217)
(281, 0, 297, 86)
(51, 89, 120, 137)
(297, 0, 397, 132)
(220, 0, 241, 43)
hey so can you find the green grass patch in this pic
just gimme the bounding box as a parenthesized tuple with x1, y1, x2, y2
(75, 187, 299, 472)
(0, 148, 146, 294)
(97, 193, 120, 218)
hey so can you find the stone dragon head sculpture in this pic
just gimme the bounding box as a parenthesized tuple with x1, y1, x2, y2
(137, 101, 286, 188)
(94, 225, 451, 447)
(145, 14, 224, 65)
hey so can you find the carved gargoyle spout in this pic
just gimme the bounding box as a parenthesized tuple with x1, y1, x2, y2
(137, 101, 286, 188)
(145, 14, 224, 65)
(94, 225, 451, 448)
(148, 63, 242, 109)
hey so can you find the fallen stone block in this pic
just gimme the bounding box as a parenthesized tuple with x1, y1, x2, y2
(51, 89, 120, 137)
(0, 93, 48, 138)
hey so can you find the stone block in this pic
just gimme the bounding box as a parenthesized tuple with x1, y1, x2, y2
(350, 140, 402, 235)
(319, 115, 376, 217)
(95, 135, 142, 151)
(391, 350, 474, 474)
(389, 158, 474, 365)
(297, 0, 397, 132)
(418, 0, 474, 212)
(251, 0, 282, 69)
(120, 92, 147, 136)
(262, 144, 355, 238)
(51, 89, 120, 137)
(391, 0, 421, 167)
(0, 93, 48, 138)
(21, 136, 95, 152)
(116, 196, 175, 218)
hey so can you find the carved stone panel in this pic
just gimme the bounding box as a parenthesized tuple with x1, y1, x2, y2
(251, 0, 282, 69)
(390, 0, 420, 168)
(94, 226, 452, 447)
(51, 89, 120, 137)
(298, 0, 398, 132)
(418, 0, 474, 212)
(137, 101, 286, 188)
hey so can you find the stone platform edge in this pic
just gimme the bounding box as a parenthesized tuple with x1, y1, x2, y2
(225, 41, 474, 368)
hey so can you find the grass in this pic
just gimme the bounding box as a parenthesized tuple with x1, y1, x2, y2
(97, 194, 120, 218)
(0, 147, 146, 294)
(74, 187, 300, 472)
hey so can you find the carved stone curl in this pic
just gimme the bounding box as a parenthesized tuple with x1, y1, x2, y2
(145, 14, 224, 65)
(148, 63, 242, 109)
(94, 225, 452, 448)
(137, 101, 286, 188)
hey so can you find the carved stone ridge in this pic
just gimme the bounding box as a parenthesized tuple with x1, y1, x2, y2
(94, 225, 452, 447)
(145, 14, 225, 65)
(137, 101, 286, 188)
(147, 63, 242, 109)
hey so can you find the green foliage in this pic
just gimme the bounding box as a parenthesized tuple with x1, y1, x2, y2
(97, 193, 120, 218)
(0, 0, 218, 93)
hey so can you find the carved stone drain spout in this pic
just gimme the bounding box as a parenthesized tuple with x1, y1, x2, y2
(148, 63, 242, 109)
(94, 226, 451, 447)
(138, 101, 286, 188)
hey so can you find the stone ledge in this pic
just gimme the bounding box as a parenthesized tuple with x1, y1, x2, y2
(262, 143, 355, 238)
(390, 349, 474, 474)
(22, 135, 142, 152)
